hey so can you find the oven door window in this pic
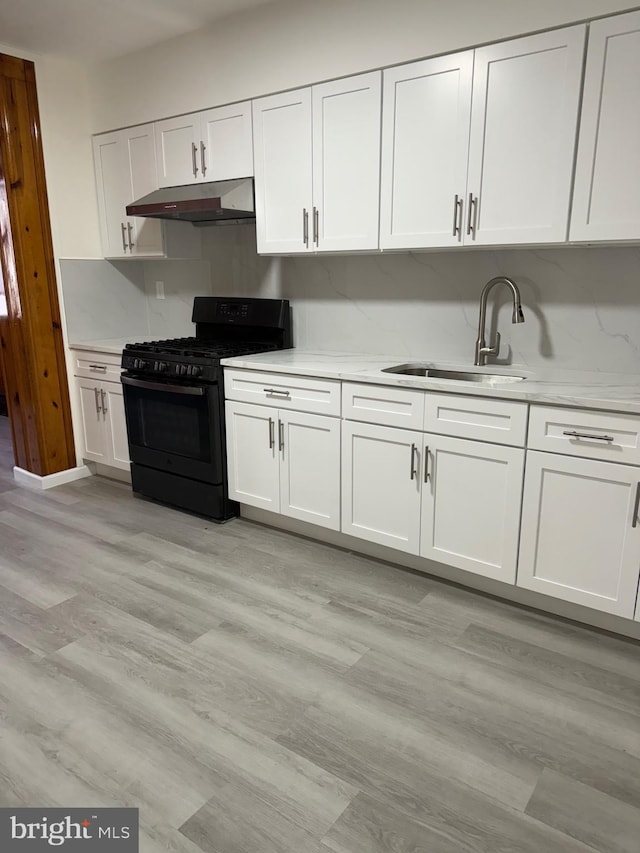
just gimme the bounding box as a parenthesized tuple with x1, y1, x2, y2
(123, 378, 222, 482)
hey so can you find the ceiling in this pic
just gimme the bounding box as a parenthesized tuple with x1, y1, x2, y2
(0, 0, 281, 63)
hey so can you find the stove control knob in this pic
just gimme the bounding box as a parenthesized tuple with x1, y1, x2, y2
(191, 366, 203, 378)
(133, 358, 147, 370)
(175, 364, 186, 376)
(154, 361, 168, 373)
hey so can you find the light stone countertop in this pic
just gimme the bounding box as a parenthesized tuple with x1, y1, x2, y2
(68, 336, 149, 355)
(221, 349, 640, 415)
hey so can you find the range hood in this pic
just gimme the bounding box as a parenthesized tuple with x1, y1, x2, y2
(126, 178, 255, 225)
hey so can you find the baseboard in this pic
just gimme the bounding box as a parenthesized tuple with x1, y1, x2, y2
(13, 464, 93, 490)
(240, 505, 640, 641)
(95, 463, 132, 484)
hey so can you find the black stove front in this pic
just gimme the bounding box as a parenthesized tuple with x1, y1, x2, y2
(121, 296, 291, 520)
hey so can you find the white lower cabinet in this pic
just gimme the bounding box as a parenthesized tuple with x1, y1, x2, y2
(421, 434, 524, 583)
(341, 421, 524, 575)
(342, 421, 422, 554)
(225, 401, 340, 530)
(77, 378, 130, 471)
(518, 451, 640, 618)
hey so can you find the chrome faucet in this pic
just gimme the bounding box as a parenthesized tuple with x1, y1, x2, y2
(474, 276, 525, 366)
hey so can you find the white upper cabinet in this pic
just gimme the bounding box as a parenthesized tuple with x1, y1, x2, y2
(466, 26, 586, 245)
(379, 27, 585, 249)
(155, 101, 253, 187)
(380, 52, 474, 249)
(93, 124, 163, 258)
(252, 72, 382, 254)
(571, 11, 640, 242)
(312, 72, 382, 252)
(252, 89, 313, 254)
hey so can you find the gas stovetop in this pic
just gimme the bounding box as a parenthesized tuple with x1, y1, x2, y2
(122, 337, 280, 382)
(125, 336, 279, 360)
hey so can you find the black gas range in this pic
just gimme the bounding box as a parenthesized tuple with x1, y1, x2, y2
(121, 296, 291, 520)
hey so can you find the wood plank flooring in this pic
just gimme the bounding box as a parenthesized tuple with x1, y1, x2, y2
(0, 421, 639, 852)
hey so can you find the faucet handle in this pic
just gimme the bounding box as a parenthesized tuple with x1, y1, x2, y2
(480, 331, 501, 358)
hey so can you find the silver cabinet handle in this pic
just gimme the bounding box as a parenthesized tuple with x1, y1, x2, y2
(563, 430, 614, 443)
(94, 387, 101, 415)
(303, 208, 309, 247)
(313, 206, 319, 246)
(263, 387, 290, 398)
(424, 445, 430, 483)
(191, 142, 199, 178)
(466, 193, 477, 237)
(452, 194, 463, 238)
(126, 222, 134, 251)
(120, 222, 127, 252)
(268, 417, 275, 449)
(89, 364, 107, 372)
(200, 140, 207, 177)
(100, 389, 107, 414)
(278, 419, 284, 452)
(410, 443, 417, 481)
(632, 483, 640, 529)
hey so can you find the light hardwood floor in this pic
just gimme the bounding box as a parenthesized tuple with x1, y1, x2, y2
(0, 426, 639, 853)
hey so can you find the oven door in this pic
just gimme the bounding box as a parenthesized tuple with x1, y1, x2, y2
(121, 374, 223, 483)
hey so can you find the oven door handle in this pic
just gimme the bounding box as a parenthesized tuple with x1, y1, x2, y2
(121, 375, 206, 396)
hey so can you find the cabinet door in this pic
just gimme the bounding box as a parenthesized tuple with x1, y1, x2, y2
(225, 401, 279, 511)
(200, 102, 253, 181)
(155, 114, 201, 187)
(518, 451, 640, 618)
(342, 421, 422, 554)
(252, 89, 313, 253)
(466, 26, 585, 245)
(380, 53, 473, 249)
(420, 434, 524, 583)
(93, 132, 130, 257)
(102, 383, 130, 471)
(124, 124, 163, 257)
(77, 380, 107, 463)
(570, 11, 640, 241)
(312, 72, 382, 252)
(279, 411, 340, 531)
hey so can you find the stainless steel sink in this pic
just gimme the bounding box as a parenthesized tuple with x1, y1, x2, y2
(382, 364, 526, 384)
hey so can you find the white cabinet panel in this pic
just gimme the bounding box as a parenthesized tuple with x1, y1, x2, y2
(78, 380, 108, 464)
(200, 102, 254, 181)
(104, 384, 130, 471)
(420, 434, 524, 583)
(252, 89, 313, 254)
(225, 401, 279, 511)
(342, 420, 422, 554)
(466, 26, 585, 245)
(312, 72, 382, 251)
(224, 369, 341, 416)
(93, 134, 131, 258)
(571, 11, 640, 241)
(280, 410, 340, 530)
(126, 125, 163, 256)
(518, 451, 640, 617)
(380, 52, 473, 249)
(342, 382, 424, 430)
(424, 393, 528, 446)
(154, 115, 200, 187)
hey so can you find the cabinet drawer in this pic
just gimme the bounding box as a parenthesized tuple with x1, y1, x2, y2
(528, 405, 640, 464)
(224, 369, 341, 416)
(424, 393, 528, 446)
(74, 351, 122, 382)
(342, 382, 424, 430)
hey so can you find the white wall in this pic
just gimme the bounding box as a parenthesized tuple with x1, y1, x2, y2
(0, 42, 101, 259)
(88, 0, 638, 131)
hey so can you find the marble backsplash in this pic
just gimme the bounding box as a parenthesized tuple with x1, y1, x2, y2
(201, 227, 640, 374)
(59, 231, 640, 375)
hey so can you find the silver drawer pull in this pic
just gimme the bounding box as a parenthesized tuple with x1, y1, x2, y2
(563, 430, 614, 443)
(409, 443, 417, 481)
(89, 364, 107, 372)
(632, 483, 640, 529)
(263, 387, 290, 398)
(268, 417, 275, 449)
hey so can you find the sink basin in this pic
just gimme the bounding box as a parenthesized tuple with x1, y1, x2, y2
(382, 364, 526, 384)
